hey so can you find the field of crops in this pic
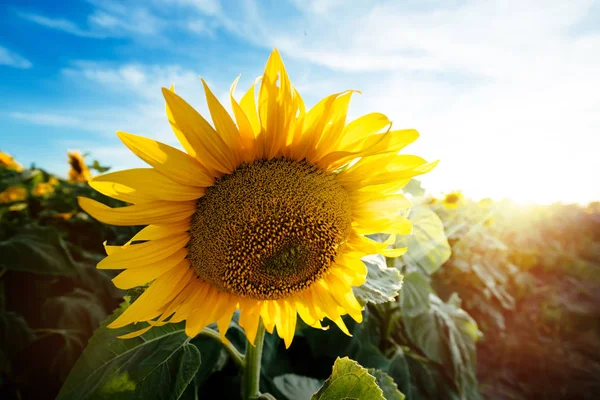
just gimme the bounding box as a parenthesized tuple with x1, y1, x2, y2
(1, 154, 599, 400)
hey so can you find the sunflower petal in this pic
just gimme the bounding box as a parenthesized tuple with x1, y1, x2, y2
(97, 234, 189, 270)
(163, 88, 235, 174)
(117, 131, 214, 187)
(111, 248, 188, 289)
(89, 168, 205, 203)
(79, 197, 196, 226)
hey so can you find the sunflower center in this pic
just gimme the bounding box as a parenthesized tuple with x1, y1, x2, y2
(445, 194, 459, 204)
(188, 157, 352, 300)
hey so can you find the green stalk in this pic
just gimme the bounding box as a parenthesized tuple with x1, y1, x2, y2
(242, 319, 266, 400)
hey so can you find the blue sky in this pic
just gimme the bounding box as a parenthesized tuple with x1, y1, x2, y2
(1, 0, 599, 204)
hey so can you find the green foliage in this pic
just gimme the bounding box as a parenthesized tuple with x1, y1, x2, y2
(89, 160, 111, 173)
(368, 368, 405, 400)
(0, 312, 35, 373)
(354, 254, 404, 305)
(0, 161, 131, 399)
(396, 204, 451, 275)
(0, 226, 78, 275)
(431, 197, 600, 399)
(57, 302, 205, 400)
(1, 160, 494, 399)
(311, 357, 385, 400)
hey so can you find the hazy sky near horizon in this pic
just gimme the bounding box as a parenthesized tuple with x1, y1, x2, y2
(1, 0, 599, 204)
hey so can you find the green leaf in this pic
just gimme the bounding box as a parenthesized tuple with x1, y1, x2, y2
(43, 288, 107, 335)
(0, 226, 78, 276)
(0, 312, 35, 373)
(368, 369, 405, 400)
(89, 160, 111, 173)
(354, 255, 403, 305)
(402, 294, 481, 399)
(396, 205, 451, 275)
(274, 374, 322, 400)
(57, 302, 202, 400)
(42, 289, 109, 380)
(386, 351, 413, 400)
(311, 357, 385, 400)
(402, 179, 425, 197)
(399, 272, 432, 317)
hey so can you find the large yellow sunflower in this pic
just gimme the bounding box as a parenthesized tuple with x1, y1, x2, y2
(79, 49, 437, 348)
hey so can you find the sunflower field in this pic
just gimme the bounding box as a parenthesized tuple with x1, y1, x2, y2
(1, 50, 599, 400)
(2, 153, 599, 400)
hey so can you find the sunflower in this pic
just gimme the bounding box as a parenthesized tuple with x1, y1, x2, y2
(68, 151, 92, 182)
(0, 186, 27, 203)
(442, 191, 464, 209)
(79, 49, 437, 347)
(32, 182, 55, 196)
(0, 152, 23, 172)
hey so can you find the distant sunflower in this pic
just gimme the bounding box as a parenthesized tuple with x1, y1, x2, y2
(79, 49, 437, 347)
(0, 152, 23, 172)
(32, 182, 55, 196)
(68, 151, 92, 182)
(0, 187, 27, 203)
(442, 191, 463, 209)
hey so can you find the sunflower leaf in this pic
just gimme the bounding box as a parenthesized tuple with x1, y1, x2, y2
(0, 226, 78, 276)
(396, 205, 451, 275)
(368, 368, 406, 400)
(57, 301, 203, 400)
(399, 272, 432, 317)
(354, 254, 403, 305)
(402, 294, 481, 399)
(0, 312, 35, 373)
(403, 179, 425, 197)
(311, 357, 385, 400)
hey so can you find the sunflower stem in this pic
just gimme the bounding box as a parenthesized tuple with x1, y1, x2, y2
(242, 319, 265, 400)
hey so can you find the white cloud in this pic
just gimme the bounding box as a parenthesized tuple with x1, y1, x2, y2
(204, 0, 600, 203)
(12, 0, 600, 203)
(17, 1, 164, 39)
(8, 112, 84, 127)
(17, 12, 106, 38)
(0, 46, 32, 69)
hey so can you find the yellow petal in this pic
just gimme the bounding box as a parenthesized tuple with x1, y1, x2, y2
(229, 76, 257, 162)
(89, 168, 206, 203)
(313, 91, 357, 160)
(111, 248, 188, 289)
(239, 78, 261, 137)
(117, 131, 215, 187)
(163, 88, 235, 174)
(128, 220, 190, 242)
(185, 286, 221, 337)
(339, 113, 391, 148)
(239, 300, 262, 346)
(117, 325, 153, 339)
(258, 49, 293, 159)
(353, 215, 412, 235)
(201, 78, 242, 165)
(109, 262, 193, 328)
(279, 300, 297, 349)
(97, 234, 189, 270)
(78, 197, 196, 226)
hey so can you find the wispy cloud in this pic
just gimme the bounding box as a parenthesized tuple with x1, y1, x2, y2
(8, 112, 84, 127)
(0, 45, 32, 69)
(7, 0, 600, 203)
(17, 12, 106, 38)
(17, 0, 164, 39)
